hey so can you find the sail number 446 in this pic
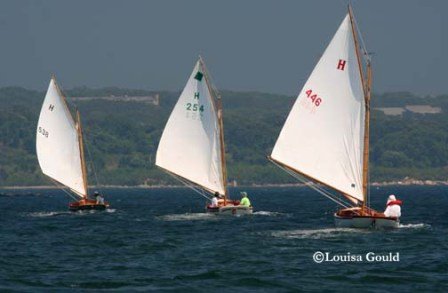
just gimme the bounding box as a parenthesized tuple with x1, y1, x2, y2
(305, 89, 322, 107)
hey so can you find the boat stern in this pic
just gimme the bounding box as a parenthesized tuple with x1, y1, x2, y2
(69, 199, 109, 211)
(206, 201, 253, 215)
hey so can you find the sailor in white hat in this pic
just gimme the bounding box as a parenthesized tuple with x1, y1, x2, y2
(384, 194, 402, 218)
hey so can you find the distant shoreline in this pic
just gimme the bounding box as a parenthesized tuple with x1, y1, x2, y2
(1, 179, 448, 190)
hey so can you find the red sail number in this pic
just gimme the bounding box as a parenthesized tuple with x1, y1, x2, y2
(305, 89, 322, 107)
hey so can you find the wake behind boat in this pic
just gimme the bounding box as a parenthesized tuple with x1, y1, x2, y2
(155, 57, 253, 215)
(36, 76, 109, 211)
(269, 6, 398, 229)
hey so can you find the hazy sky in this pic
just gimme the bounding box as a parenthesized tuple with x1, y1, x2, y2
(0, 0, 447, 95)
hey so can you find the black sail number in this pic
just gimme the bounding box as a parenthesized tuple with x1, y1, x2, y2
(38, 127, 49, 138)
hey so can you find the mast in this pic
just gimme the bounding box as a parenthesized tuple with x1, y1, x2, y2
(348, 5, 371, 210)
(54, 75, 88, 198)
(216, 94, 228, 203)
(76, 110, 89, 198)
(364, 61, 372, 207)
(200, 57, 229, 202)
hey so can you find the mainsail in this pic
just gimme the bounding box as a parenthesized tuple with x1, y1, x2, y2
(271, 12, 367, 203)
(156, 58, 226, 195)
(36, 77, 87, 198)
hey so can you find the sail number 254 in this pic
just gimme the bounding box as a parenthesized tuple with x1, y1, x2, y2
(186, 103, 204, 112)
(305, 89, 322, 107)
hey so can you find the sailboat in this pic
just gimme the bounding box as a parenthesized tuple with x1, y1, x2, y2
(156, 57, 253, 215)
(36, 75, 109, 211)
(269, 6, 398, 228)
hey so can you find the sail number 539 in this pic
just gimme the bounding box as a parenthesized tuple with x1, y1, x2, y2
(38, 127, 49, 138)
(305, 89, 322, 107)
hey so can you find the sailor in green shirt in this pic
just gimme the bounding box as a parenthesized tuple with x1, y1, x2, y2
(239, 191, 251, 207)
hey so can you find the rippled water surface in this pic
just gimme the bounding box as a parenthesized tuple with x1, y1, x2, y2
(0, 186, 447, 291)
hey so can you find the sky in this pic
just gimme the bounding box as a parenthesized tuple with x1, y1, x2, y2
(0, 0, 447, 96)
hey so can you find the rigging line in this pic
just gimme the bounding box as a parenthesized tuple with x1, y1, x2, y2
(200, 59, 220, 99)
(271, 161, 345, 203)
(350, 5, 370, 62)
(82, 129, 101, 192)
(166, 172, 212, 201)
(49, 178, 79, 201)
(343, 0, 353, 8)
(294, 175, 349, 208)
(295, 175, 351, 209)
(61, 189, 79, 201)
(367, 165, 371, 208)
(270, 160, 350, 208)
(56, 79, 97, 194)
(57, 82, 78, 111)
(271, 161, 350, 208)
(59, 78, 99, 193)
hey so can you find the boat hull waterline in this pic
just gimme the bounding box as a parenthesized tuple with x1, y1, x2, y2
(334, 208, 399, 229)
(69, 199, 110, 212)
(206, 204, 253, 215)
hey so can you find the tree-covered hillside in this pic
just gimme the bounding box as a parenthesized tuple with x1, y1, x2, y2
(1, 86, 448, 187)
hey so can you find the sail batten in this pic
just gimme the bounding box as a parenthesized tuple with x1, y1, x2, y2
(36, 78, 87, 198)
(271, 13, 366, 203)
(156, 59, 226, 195)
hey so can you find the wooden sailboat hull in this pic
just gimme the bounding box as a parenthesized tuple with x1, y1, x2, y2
(334, 208, 399, 229)
(374, 217, 400, 229)
(69, 199, 109, 212)
(206, 201, 253, 215)
(334, 214, 374, 228)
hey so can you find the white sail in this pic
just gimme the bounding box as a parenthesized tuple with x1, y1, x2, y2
(271, 14, 365, 202)
(36, 78, 87, 198)
(156, 59, 225, 195)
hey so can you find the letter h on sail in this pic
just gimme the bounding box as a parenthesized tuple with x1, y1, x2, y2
(337, 59, 346, 71)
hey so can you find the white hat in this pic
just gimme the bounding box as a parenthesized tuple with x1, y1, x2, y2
(387, 194, 396, 204)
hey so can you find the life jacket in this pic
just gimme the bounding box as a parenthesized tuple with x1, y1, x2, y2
(387, 200, 402, 206)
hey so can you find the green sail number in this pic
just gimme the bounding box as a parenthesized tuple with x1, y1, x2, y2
(186, 103, 204, 112)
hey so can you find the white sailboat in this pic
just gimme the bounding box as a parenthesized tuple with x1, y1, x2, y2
(156, 57, 252, 215)
(269, 6, 398, 228)
(36, 75, 109, 211)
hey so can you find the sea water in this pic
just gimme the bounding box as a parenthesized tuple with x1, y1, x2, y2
(0, 186, 446, 291)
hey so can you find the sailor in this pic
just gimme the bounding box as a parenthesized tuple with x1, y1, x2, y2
(94, 191, 105, 205)
(384, 194, 402, 218)
(239, 191, 251, 207)
(210, 192, 220, 207)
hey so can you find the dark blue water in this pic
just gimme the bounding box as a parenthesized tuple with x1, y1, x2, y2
(0, 186, 447, 292)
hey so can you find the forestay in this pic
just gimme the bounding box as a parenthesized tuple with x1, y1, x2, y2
(36, 78, 87, 198)
(156, 59, 225, 195)
(271, 14, 365, 202)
